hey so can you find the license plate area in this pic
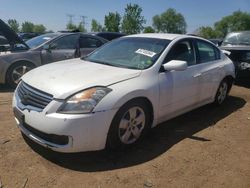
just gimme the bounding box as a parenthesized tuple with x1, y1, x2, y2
(13, 107, 24, 125)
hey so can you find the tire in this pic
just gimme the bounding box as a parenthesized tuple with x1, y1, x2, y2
(6, 62, 35, 88)
(106, 99, 152, 150)
(214, 79, 229, 105)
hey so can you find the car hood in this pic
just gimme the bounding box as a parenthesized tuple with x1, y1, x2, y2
(22, 58, 142, 99)
(0, 19, 29, 49)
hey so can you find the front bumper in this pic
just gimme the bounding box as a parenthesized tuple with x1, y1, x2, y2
(13, 92, 117, 153)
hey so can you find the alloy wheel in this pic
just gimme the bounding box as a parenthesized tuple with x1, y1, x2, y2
(118, 106, 146, 144)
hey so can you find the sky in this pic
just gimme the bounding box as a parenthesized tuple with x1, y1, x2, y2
(0, 0, 249, 33)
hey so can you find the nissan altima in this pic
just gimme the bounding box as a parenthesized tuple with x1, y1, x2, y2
(13, 33, 235, 153)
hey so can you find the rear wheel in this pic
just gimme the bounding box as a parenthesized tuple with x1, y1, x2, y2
(6, 62, 35, 88)
(106, 100, 151, 150)
(214, 79, 229, 105)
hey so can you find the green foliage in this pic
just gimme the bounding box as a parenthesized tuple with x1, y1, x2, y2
(197, 10, 250, 38)
(33, 24, 46, 33)
(121, 3, 146, 34)
(214, 10, 250, 37)
(66, 21, 78, 31)
(153, 8, 187, 34)
(198, 26, 220, 39)
(78, 22, 87, 32)
(91, 19, 103, 32)
(7, 19, 19, 32)
(143, 26, 155, 33)
(104, 12, 121, 32)
(21, 21, 35, 32)
(21, 21, 47, 33)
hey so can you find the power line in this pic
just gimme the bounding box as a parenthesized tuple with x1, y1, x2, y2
(66, 14, 74, 23)
(80, 15, 88, 27)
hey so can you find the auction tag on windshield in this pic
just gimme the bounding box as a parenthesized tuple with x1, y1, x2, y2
(135, 49, 156, 57)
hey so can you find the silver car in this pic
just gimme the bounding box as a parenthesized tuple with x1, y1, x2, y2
(0, 19, 107, 87)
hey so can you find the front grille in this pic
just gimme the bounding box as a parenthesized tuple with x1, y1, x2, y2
(17, 82, 53, 110)
(23, 122, 69, 145)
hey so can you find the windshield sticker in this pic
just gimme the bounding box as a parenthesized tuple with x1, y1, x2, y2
(135, 49, 156, 58)
(43, 37, 51, 40)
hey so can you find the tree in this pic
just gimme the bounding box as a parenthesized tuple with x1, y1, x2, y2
(197, 26, 220, 39)
(153, 8, 187, 34)
(214, 10, 250, 37)
(91, 19, 103, 32)
(21, 21, 34, 32)
(143, 26, 155, 33)
(33, 24, 46, 33)
(121, 3, 146, 34)
(7, 19, 19, 32)
(78, 22, 87, 32)
(66, 21, 77, 31)
(104, 12, 121, 32)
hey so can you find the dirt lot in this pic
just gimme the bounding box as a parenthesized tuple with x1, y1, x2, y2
(0, 82, 250, 188)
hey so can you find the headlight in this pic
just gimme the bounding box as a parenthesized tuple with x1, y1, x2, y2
(240, 62, 250, 70)
(58, 87, 112, 114)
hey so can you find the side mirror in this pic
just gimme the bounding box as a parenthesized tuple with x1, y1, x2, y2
(43, 43, 56, 52)
(163, 60, 188, 71)
(43, 44, 50, 51)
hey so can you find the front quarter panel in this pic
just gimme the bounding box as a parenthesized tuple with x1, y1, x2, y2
(0, 50, 42, 84)
(93, 72, 160, 127)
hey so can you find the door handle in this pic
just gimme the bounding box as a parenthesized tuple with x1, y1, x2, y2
(193, 73, 202, 78)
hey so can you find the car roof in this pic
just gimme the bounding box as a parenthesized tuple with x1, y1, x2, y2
(126, 33, 185, 40)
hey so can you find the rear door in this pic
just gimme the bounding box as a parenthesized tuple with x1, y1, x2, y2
(41, 34, 79, 64)
(194, 39, 222, 102)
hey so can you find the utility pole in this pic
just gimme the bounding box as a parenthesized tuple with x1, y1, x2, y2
(67, 14, 74, 23)
(80, 15, 87, 28)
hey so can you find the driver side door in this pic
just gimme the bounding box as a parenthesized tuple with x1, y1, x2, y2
(158, 39, 201, 121)
(41, 34, 79, 64)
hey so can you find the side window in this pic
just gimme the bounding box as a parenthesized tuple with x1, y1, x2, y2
(196, 40, 220, 63)
(166, 40, 196, 66)
(51, 34, 79, 50)
(80, 37, 103, 48)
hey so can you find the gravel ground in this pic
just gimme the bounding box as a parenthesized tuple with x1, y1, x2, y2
(0, 82, 250, 188)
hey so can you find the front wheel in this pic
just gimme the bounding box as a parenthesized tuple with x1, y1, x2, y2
(214, 79, 229, 105)
(106, 100, 151, 150)
(6, 62, 35, 88)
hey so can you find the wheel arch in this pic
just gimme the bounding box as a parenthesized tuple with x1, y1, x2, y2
(5, 60, 36, 87)
(223, 75, 234, 93)
(113, 96, 155, 128)
(5, 60, 36, 80)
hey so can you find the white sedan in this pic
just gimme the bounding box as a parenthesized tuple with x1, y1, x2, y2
(13, 34, 235, 153)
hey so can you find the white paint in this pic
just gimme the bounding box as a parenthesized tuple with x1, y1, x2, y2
(13, 34, 235, 153)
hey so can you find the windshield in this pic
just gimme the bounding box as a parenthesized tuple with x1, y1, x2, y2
(222, 32, 250, 46)
(84, 37, 170, 70)
(26, 33, 59, 49)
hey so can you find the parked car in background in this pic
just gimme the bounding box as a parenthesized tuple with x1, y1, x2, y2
(220, 31, 250, 80)
(18, 32, 41, 41)
(90, 32, 126, 41)
(209, 38, 223, 46)
(0, 19, 107, 87)
(0, 35, 8, 45)
(0, 35, 9, 51)
(13, 33, 235, 153)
